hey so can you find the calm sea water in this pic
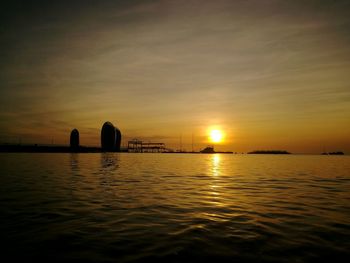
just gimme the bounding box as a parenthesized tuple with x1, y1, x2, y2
(0, 153, 349, 262)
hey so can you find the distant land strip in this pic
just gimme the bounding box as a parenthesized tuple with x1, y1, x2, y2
(247, 150, 291, 154)
(0, 144, 102, 153)
(0, 145, 346, 155)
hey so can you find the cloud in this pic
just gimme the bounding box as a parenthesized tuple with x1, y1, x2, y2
(0, 0, 349, 152)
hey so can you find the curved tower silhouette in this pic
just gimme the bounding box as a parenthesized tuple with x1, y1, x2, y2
(101, 122, 121, 151)
(70, 129, 79, 151)
(115, 127, 122, 152)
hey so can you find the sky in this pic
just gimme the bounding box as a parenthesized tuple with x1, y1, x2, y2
(0, 0, 349, 153)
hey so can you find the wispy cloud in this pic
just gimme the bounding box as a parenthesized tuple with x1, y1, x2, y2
(0, 0, 349, 152)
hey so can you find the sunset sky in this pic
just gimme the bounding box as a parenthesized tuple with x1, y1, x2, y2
(0, 0, 349, 153)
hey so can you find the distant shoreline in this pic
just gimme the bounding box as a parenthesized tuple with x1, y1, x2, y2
(0, 144, 102, 153)
(248, 150, 291, 154)
(0, 144, 346, 155)
(0, 144, 234, 154)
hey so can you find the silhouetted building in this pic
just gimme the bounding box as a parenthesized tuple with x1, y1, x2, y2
(116, 128, 121, 151)
(70, 129, 79, 151)
(128, 139, 165, 153)
(101, 122, 122, 152)
(200, 146, 215, 153)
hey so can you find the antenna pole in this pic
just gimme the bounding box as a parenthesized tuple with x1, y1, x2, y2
(192, 133, 194, 152)
(180, 134, 182, 152)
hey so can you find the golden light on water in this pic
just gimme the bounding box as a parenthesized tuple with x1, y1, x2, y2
(212, 154, 221, 177)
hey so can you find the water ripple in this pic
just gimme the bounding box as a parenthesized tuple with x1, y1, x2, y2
(0, 153, 349, 262)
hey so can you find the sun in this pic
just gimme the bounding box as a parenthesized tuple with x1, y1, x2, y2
(209, 129, 223, 143)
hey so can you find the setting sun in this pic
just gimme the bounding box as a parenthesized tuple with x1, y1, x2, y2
(209, 129, 223, 143)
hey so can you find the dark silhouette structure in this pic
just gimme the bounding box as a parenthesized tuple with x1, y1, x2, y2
(101, 122, 122, 152)
(70, 129, 79, 151)
(116, 128, 122, 151)
(198, 146, 233, 154)
(128, 139, 165, 153)
(322, 151, 344, 155)
(200, 146, 215, 153)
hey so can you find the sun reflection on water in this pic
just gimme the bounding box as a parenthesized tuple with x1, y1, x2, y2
(211, 154, 221, 177)
(207, 154, 223, 208)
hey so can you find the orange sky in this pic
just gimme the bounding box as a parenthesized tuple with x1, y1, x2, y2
(0, 0, 349, 153)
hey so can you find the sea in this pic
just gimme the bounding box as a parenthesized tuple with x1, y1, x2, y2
(0, 153, 349, 262)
